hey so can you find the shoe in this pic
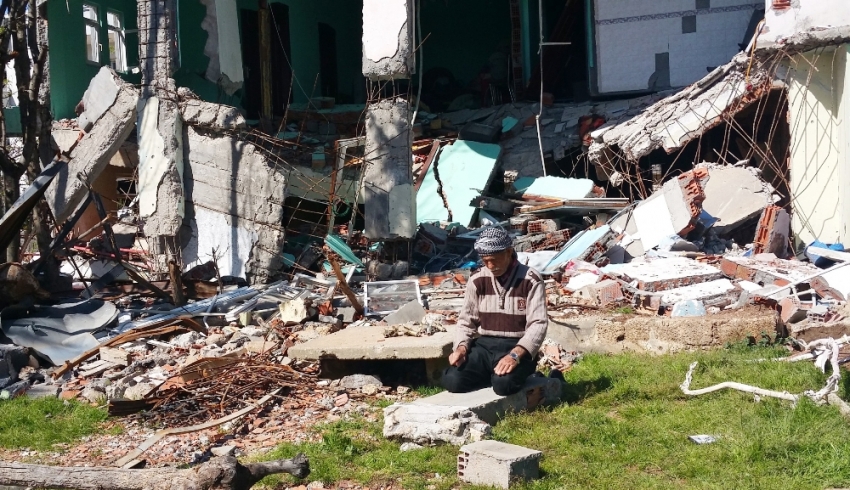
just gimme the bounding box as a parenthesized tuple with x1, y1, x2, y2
(548, 369, 564, 382)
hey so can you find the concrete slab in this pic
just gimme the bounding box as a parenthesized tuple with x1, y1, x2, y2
(412, 376, 562, 425)
(288, 325, 454, 361)
(609, 257, 723, 292)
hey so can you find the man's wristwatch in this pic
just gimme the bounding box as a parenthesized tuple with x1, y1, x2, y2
(508, 352, 520, 363)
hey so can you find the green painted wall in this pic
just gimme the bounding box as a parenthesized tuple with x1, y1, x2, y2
(176, 0, 364, 107)
(48, 0, 140, 119)
(420, 0, 512, 88)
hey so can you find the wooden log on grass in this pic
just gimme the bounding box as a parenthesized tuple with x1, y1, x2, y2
(0, 454, 309, 490)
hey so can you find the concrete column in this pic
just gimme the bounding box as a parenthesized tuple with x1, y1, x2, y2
(137, 0, 184, 259)
(362, 97, 415, 239)
(360, 0, 416, 241)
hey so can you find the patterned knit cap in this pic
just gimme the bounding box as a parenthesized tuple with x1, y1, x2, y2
(474, 227, 513, 256)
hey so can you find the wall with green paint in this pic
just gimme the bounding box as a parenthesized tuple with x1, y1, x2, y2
(176, 0, 364, 107)
(48, 0, 139, 119)
(420, 0, 512, 89)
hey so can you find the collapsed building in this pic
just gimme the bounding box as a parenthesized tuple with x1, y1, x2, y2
(9, 0, 773, 285)
(1, 0, 849, 339)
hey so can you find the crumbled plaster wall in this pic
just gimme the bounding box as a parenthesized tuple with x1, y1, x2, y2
(362, 0, 413, 80)
(45, 67, 139, 224)
(362, 97, 415, 240)
(181, 126, 288, 283)
(199, 0, 244, 95)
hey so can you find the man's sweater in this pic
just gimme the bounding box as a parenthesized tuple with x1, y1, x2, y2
(454, 260, 548, 357)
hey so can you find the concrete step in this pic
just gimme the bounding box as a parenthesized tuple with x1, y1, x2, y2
(412, 376, 562, 425)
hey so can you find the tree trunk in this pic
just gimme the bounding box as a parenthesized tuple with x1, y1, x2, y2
(0, 454, 310, 490)
(2, 170, 20, 262)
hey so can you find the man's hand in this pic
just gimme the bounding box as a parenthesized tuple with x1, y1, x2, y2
(449, 345, 468, 367)
(494, 346, 528, 376)
(494, 355, 518, 376)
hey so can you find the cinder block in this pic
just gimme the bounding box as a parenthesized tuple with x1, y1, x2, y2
(458, 440, 542, 489)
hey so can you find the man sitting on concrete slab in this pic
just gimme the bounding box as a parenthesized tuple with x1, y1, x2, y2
(441, 227, 548, 396)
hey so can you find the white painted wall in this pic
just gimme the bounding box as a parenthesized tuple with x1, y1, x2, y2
(786, 45, 850, 246)
(593, 0, 762, 94)
(762, 0, 850, 47)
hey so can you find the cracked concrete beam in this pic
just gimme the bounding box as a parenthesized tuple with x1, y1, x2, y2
(179, 97, 246, 130)
(362, 0, 413, 80)
(182, 126, 287, 283)
(45, 67, 139, 224)
(362, 97, 415, 240)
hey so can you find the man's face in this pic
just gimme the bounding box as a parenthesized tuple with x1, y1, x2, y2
(480, 248, 514, 277)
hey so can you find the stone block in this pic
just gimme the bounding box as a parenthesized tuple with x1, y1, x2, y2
(412, 377, 561, 426)
(383, 403, 491, 446)
(458, 440, 542, 489)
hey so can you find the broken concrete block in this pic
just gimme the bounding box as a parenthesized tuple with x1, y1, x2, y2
(630, 168, 708, 251)
(383, 403, 491, 445)
(659, 278, 737, 307)
(411, 377, 562, 426)
(383, 300, 426, 325)
(575, 279, 623, 306)
(182, 126, 287, 282)
(339, 374, 383, 390)
(25, 384, 60, 399)
(671, 300, 707, 317)
(179, 98, 246, 129)
(362, 97, 415, 240)
(279, 300, 309, 324)
(458, 440, 542, 489)
(45, 67, 139, 224)
(720, 255, 820, 286)
(362, 0, 413, 80)
(752, 205, 791, 258)
(702, 165, 777, 235)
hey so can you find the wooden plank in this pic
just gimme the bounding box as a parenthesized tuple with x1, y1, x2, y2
(99, 347, 131, 367)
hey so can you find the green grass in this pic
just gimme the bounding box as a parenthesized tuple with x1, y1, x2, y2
(258, 418, 458, 490)
(260, 345, 850, 489)
(0, 397, 108, 450)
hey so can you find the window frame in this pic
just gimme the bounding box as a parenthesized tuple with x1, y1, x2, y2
(83, 3, 101, 66)
(106, 9, 127, 72)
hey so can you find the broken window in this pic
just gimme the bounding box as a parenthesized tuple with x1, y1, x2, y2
(107, 11, 127, 72)
(83, 4, 99, 64)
